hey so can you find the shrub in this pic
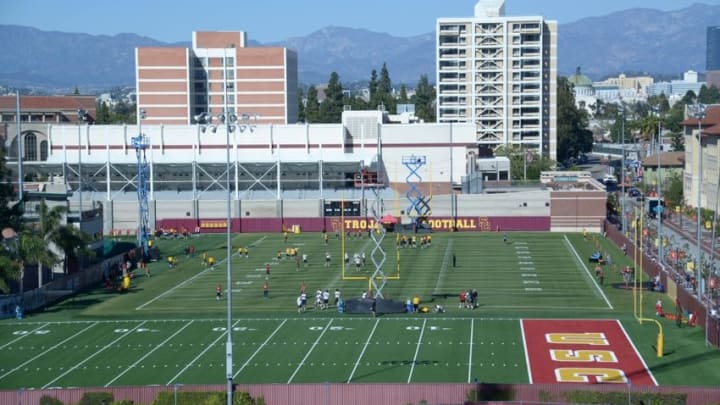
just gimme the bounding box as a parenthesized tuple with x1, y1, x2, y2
(562, 390, 687, 405)
(77, 392, 114, 405)
(39, 395, 64, 405)
(152, 391, 258, 405)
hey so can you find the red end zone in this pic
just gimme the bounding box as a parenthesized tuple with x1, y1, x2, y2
(521, 319, 656, 386)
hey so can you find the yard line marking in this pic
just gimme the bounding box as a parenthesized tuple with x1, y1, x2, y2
(287, 319, 333, 384)
(167, 319, 243, 385)
(234, 319, 287, 378)
(0, 322, 50, 350)
(42, 321, 148, 388)
(467, 319, 474, 383)
(0, 322, 98, 382)
(346, 319, 380, 383)
(433, 240, 454, 294)
(136, 235, 266, 310)
(562, 235, 613, 309)
(407, 319, 427, 383)
(104, 321, 194, 387)
(616, 320, 658, 386)
(248, 235, 267, 247)
(519, 319, 533, 383)
(135, 266, 217, 310)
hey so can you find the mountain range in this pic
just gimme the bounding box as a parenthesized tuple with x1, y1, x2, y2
(1, 3, 719, 92)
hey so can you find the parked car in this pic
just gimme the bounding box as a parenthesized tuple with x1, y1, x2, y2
(627, 188, 642, 198)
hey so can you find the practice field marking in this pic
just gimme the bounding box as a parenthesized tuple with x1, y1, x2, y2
(346, 318, 380, 383)
(467, 318, 474, 383)
(287, 319, 334, 384)
(520, 319, 533, 383)
(563, 235, 613, 310)
(0, 322, 98, 382)
(616, 320, 658, 386)
(42, 321, 148, 389)
(136, 235, 267, 310)
(407, 319, 427, 383)
(234, 320, 287, 379)
(433, 240, 454, 293)
(167, 319, 243, 385)
(0, 323, 50, 350)
(104, 321, 195, 387)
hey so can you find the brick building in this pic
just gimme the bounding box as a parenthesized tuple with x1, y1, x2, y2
(135, 31, 298, 126)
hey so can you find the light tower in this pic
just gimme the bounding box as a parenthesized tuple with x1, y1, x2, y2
(131, 109, 150, 256)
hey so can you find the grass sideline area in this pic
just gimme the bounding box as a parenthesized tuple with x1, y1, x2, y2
(1, 231, 719, 389)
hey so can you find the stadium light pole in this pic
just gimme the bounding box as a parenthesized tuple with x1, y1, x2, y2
(692, 103, 706, 298)
(654, 105, 663, 264)
(77, 109, 88, 225)
(619, 102, 627, 234)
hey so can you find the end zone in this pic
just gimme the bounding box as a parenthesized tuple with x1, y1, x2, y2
(521, 319, 656, 386)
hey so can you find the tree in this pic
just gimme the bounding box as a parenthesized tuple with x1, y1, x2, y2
(670, 131, 684, 152)
(296, 88, 306, 123)
(95, 101, 111, 124)
(368, 69, 378, 109)
(305, 86, 320, 123)
(0, 145, 23, 293)
(664, 172, 684, 210)
(398, 85, 409, 104)
(411, 75, 436, 123)
(319, 72, 344, 123)
(556, 77, 593, 162)
(495, 145, 554, 180)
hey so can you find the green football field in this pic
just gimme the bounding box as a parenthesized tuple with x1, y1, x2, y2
(1, 232, 719, 389)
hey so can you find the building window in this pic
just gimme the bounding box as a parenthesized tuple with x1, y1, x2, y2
(194, 82, 206, 92)
(40, 140, 48, 161)
(225, 57, 234, 67)
(225, 69, 234, 80)
(24, 133, 37, 161)
(195, 95, 207, 105)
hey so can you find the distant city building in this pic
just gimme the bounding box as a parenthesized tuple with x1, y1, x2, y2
(646, 70, 706, 102)
(567, 69, 649, 113)
(435, 0, 557, 160)
(682, 104, 720, 212)
(135, 31, 298, 126)
(707, 26, 720, 88)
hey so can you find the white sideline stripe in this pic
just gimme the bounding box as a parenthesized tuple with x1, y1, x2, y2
(167, 318, 243, 385)
(42, 321, 148, 388)
(104, 321, 195, 387)
(519, 319, 533, 383)
(287, 319, 333, 384)
(467, 318, 474, 383)
(616, 320, 659, 386)
(0, 322, 51, 350)
(433, 239, 454, 293)
(234, 319, 287, 378)
(563, 235, 614, 309)
(136, 235, 266, 310)
(347, 318, 380, 383)
(0, 322, 98, 381)
(407, 319, 427, 383)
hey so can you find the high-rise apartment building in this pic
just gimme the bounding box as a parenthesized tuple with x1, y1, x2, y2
(707, 26, 720, 89)
(136, 31, 298, 126)
(436, 0, 557, 160)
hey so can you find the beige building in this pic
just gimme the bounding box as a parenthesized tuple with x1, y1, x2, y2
(436, 0, 557, 160)
(136, 31, 298, 126)
(594, 73, 654, 92)
(683, 104, 720, 211)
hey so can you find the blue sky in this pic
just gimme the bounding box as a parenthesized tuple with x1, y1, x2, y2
(3, 0, 720, 43)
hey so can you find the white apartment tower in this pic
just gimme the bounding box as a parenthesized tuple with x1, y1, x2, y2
(436, 0, 557, 160)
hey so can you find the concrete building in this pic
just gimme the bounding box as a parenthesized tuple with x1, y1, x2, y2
(0, 95, 96, 163)
(135, 31, 298, 126)
(682, 104, 720, 211)
(707, 26, 720, 88)
(435, 0, 557, 161)
(647, 71, 706, 102)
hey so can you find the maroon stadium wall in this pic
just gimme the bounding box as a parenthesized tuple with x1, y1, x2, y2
(154, 216, 551, 234)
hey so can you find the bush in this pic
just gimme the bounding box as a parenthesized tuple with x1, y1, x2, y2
(78, 392, 114, 405)
(562, 390, 687, 405)
(465, 384, 515, 402)
(112, 401, 135, 405)
(39, 395, 64, 405)
(152, 391, 258, 405)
